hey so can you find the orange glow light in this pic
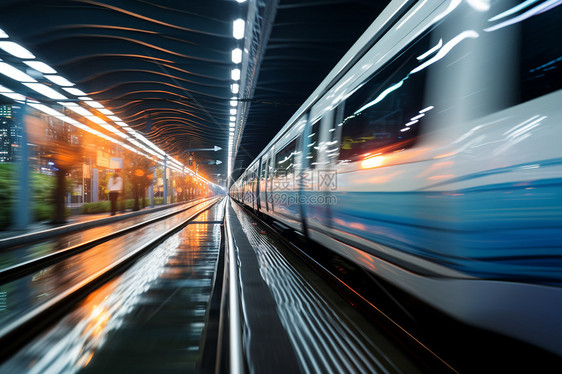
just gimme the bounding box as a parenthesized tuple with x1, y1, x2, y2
(361, 155, 384, 169)
(434, 151, 456, 159)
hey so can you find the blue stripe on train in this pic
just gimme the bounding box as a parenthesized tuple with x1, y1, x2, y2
(325, 178, 562, 285)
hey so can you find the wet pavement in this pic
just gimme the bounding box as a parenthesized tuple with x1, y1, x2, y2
(0, 199, 225, 373)
(228, 200, 426, 373)
(0, 198, 218, 329)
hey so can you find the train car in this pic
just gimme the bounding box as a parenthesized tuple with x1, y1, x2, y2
(232, 0, 562, 356)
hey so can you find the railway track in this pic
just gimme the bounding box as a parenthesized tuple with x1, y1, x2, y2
(0, 198, 210, 283)
(0, 197, 222, 363)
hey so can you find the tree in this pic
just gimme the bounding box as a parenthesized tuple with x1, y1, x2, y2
(125, 153, 155, 211)
(26, 114, 83, 224)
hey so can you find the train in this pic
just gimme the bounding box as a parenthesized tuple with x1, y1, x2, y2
(231, 0, 562, 356)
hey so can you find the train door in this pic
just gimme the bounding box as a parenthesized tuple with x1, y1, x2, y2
(260, 156, 269, 211)
(305, 108, 338, 236)
(268, 148, 276, 212)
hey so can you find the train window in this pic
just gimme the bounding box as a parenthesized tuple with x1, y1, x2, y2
(338, 35, 430, 162)
(305, 120, 320, 167)
(261, 158, 267, 181)
(516, 1, 562, 102)
(427, 1, 562, 119)
(275, 139, 297, 177)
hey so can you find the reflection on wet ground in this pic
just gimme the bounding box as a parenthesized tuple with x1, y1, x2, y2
(0, 199, 217, 329)
(230, 201, 423, 373)
(0, 199, 224, 374)
(0, 200, 205, 271)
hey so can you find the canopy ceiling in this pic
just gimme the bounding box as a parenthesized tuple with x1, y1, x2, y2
(0, 0, 387, 182)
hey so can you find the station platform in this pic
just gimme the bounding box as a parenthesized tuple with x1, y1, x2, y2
(0, 199, 203, 247)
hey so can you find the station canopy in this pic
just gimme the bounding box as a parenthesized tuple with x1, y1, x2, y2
(0, 0, 387, 181)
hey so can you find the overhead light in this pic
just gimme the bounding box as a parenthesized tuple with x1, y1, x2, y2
(0, 28, 8, 38)
(84, 100, 104, 109)
(28, 102, 62, 117)
(236, 0, 247, 3)
(62, 87, 87, 96)
(230, 122, 235, 127)
(231, 68, 240, 81)
(59, 102, 94, 117)
(86, 115, 107, 125)
(23, 82, 68, 100)
(230, 116, 236, 121)
(99, 109, 113, 115)
(230, 108, 237, 115)
(230, 98, 237, 106)
(78, 96, 92, 100)
(44, 75, 74, 87)
(0, 85, 26, 101)
(0, 62, 37, 82)
(0, 41, 35, 59)
(108, 116, 122, 122)
(23, 61, 57, 74)
(232, 48, 242, 64)
(233, 19, 245, 39)
(231, 83, 239, 94)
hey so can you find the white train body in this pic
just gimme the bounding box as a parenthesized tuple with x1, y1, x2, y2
(232, 0, 562, 355)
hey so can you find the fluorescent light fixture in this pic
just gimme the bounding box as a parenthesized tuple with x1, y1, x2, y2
(84, 100, 104, 109)
(99, 109, 113, 115)
(230, 122, 235, 127)
(23, 61, 57, 74)
(101, 124, 127, 138)
(233, 19, 245, 39)
(62, 87, 87, 96)
(0, 85, 26, 101)
(0, 62, 37, 82)
(108, 116, 122, 122)
(78, 96, 92, 100)
(0, 41, 35, 59)
(44, 75, 74, 87)
(232, 48, 242, 64)
(236, 0, 246, 3)
(86, 115, 107, 125)
(231, 68, 240, 81)
(231, 83, 239, 94)
(28, 103, 62, 117)
(230, 99, 237, 106)
(230, 116, 236, 121)
(59, 102, 94, 117)
(0, 28, 8, 38)
(23, 82, 67, 100)
(230, 108, 237, 115)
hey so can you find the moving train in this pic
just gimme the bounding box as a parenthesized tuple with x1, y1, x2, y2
(231, 0, 562, 356)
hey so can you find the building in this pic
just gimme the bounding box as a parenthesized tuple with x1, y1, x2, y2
(0, 105, 15, 162)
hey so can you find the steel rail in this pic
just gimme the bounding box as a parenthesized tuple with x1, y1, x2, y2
(0, 198, 213, 283)
(0, 197, 222, 363)
(0, 199, 202, 250)
(217, 198, 244, 374)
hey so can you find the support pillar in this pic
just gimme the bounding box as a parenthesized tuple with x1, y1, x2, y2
(13, 102, 30, 230)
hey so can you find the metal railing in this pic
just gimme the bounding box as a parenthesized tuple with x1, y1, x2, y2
(217, 198, 244, 374)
